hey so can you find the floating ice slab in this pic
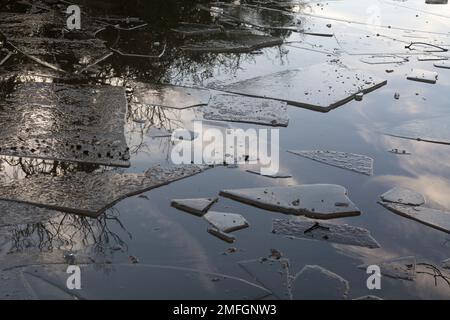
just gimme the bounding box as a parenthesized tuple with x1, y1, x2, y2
(407, 69, 438, 84)
(353, 295, 383, 300)
(131, 83, 211, 109)
(360, 56, 408, 65)
(0, 82, 130, 167)
(417, 55, 448, 61)
(203, 211, 249, 233)
(220, 63, 387, 112)
(379, 202, 450, 233)
(245, 168, 292, 179)
(207, 228, 236, 243)
(181, 31, 282, 53)
(239, 258, 291, 300)
(288, 150, 374, 176)
(0, 200, 61, 227)
(171, 198, 218, 216)
(291, 265, 349, 300)
(434, 60, 450, 69)
(359, 256, 416, 281)
(0, 165, 208, 218)
(199, 94, 289, 127)
(221, 185, 361, 219)
(18, 264, 271, 299)
(380, 187, 426, 206)
(272, 218, 380, 248)
(386, 116, 450, 145)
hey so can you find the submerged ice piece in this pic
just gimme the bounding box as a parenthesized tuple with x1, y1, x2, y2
(180, 31, 282, 53)
(360, 55, 408, 65)
(238, 258, 291, 300)
(220, 184, 361, 219)
(291, 265, 350, 300)
(199, 94, 289, 127)
(288, 150, 374, 176)
(130, 82, 211, 109)
(434, 60, 450, 69)
(380, 187, 426, 206)
(0, 200, 62, 227)
(379, 202, 450, 233)
(443, 259, 450, 270)
(171, 197, 218, 216)
(0, 82, 130, 167)
(171, 23, 222, 36)
(272, 219, 380, 249)
(18, 264, 271, 299)
(407, 69, 438, 84)
(203, 211, 249, 233)
(0, 165, 208, 218)
(359, 256, 416, 281)
(220, 62, 387, 112)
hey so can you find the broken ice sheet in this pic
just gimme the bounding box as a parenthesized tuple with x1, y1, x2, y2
(359, 257, 416, 281)
(0, 200, 61, 227)
(199, 94, 289, 127)
(287, 150, 374, 176)
(272, 218, 380, 248)
(130, 82, 211, 109)
(360, 55, 408, 65)
(171, 198, 218, 216)
(434, 60, 450, 69)
(0, 165, 209, 218)
(380, 187, 426, 206)
(203, 211, 249, 233)
(220, 62, 387, 112)
(18, 264, 271, 299)
(291, 265, 350, 300)
(379, 202, 450, 233)
(180, 30, 283, 53)
(407, 69, 438, 84)
(238, 258, 291, 300)
(220, 184, 361, 219)
(0, 82, 130, 167)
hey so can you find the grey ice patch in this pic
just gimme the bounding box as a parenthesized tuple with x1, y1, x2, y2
(130, 83, 211, 109)
(379, 202, 450, 233)
(220, 184, 361, 219)
(359, 256, 416, 281)
(171, 197, 218, 216)
(18, 264, 272, 300)
(380, 187, 426, 206)
(272, 218, 380, 249)
(407, 69, 438, 84)
(291, 265, 349, 300)
(238, 258, 291, 300)
(199, 94, 289, 127)
(203, 211, 249, 233)
(0, 82, 130, 167)
(220, 63, 387, 112)
(0, 165, 209, 217)
(287, 150, 374, 176)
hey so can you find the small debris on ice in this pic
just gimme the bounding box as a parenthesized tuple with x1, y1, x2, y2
(394, 93, 400, 100)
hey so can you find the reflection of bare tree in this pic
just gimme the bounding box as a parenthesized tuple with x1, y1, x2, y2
(7, 208, 131, 254)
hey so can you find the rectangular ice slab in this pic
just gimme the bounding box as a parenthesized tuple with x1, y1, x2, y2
(220, 63, 387, 112)
(407, 69, 438, 84)
(272, 218, 380, 249)
(220, 184, 361, 219)
(204, 211, 249, 233)
(0, 82, 130, 167)
(199, 94, 289, 127)
(131, 83, 211, 109)
(379, 202, 450, 233)
(0, 165, 208, 218)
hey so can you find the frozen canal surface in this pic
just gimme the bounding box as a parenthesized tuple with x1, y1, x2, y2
(1, 0, 450, 299)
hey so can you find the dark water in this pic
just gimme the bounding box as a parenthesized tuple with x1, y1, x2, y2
(1, 0, 450, 299)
